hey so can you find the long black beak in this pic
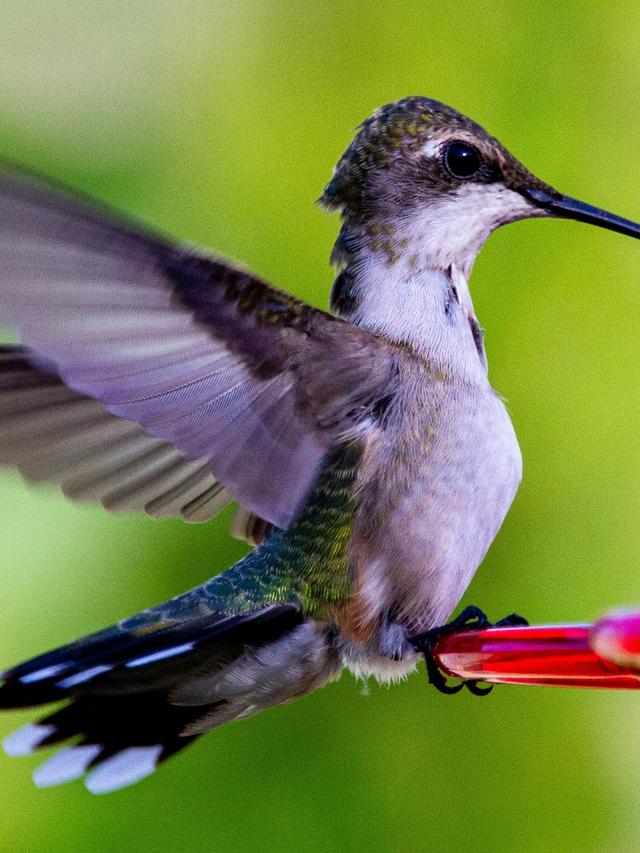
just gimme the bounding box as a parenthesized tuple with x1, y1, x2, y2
(524, 187, 640, 239)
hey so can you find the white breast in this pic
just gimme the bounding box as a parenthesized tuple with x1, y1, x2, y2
(352, 377, 522, 648)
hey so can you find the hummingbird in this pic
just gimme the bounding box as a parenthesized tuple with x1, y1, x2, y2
(1, 96, 639, 794)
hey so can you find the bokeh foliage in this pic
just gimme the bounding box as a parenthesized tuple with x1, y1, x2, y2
(2, 2, 640, 851)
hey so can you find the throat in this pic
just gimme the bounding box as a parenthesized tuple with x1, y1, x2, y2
(329, 231, 487, 375)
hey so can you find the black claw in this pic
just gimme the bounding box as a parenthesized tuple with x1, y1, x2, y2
(409, 606, 528, 697)
(495, 612, 529, 628)
(424, 648, 465, 694)
(465, 680, 494, 696)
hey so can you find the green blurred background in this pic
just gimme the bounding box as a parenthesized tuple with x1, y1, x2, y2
(1, 2, 640, 850)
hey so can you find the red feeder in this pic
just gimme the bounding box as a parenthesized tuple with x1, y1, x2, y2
(432, 611, 640, 689)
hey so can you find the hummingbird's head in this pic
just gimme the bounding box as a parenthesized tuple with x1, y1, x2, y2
(321, 96, 640, 272)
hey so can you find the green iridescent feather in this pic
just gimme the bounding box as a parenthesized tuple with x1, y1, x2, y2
(124, 442, 362, 633)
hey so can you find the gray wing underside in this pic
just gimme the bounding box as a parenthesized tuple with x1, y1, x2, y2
(0, 347, 231, 522)
(0, 165, 397, 528)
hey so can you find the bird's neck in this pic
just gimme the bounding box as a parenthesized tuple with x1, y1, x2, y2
(329, 221, 488, 379)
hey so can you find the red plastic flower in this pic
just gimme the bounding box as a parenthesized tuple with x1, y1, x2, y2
(432, 611, 640, 689)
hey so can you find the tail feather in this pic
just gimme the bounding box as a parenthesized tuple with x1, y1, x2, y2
(0, 601, 330, 793)
(0, 605, 297, 707)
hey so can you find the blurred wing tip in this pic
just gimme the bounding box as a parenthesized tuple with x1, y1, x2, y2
(231, 506, 274, 546)
(180, 484, 231, 523)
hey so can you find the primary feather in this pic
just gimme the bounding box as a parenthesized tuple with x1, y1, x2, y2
(0, 346, 231, 521)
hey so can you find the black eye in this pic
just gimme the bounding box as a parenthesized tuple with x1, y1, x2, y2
(443, 142, 482, 179)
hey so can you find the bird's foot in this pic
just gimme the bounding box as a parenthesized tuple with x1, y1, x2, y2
(409, 606, 528, 696)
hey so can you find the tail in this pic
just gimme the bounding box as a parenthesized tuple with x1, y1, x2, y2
(1, 593, 339, 793)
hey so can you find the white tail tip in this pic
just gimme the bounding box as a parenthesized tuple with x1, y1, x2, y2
(3, 723, 55, 757)
(33, 745, 102, 788)
(85, 746, 163, 794)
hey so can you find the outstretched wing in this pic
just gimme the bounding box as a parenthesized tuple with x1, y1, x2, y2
(0, 165, 397, 528)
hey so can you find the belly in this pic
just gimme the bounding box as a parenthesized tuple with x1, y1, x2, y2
(338, 384, 522, 676)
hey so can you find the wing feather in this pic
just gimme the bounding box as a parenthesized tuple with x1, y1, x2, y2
(0, 164, 397, 528)
(0, 347, 232, 522)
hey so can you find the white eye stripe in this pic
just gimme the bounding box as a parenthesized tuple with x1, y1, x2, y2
(422, 139, 442, 158)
